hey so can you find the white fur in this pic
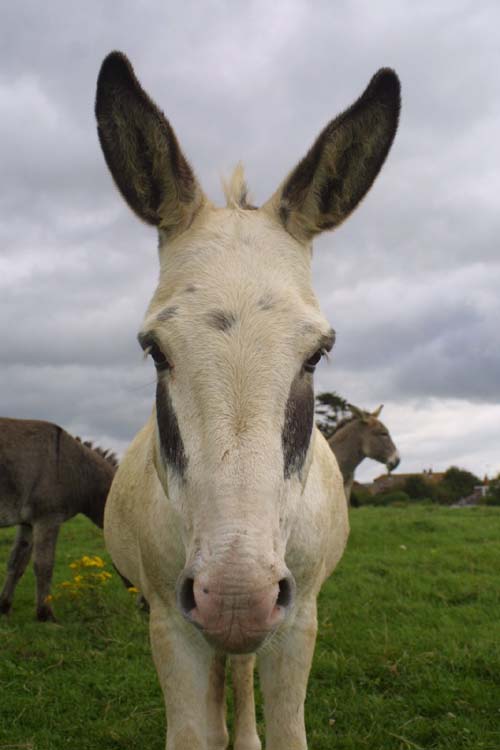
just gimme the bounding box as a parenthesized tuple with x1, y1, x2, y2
(97, 50, 400, 746)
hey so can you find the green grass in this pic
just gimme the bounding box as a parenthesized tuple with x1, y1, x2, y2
(1, 505, 499, 749)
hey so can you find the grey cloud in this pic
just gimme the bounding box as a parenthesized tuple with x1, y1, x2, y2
(315, 263, 500, 404)
(0, 363, 153, 450)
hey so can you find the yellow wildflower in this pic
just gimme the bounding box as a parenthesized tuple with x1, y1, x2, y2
(93, 572, 111, 583)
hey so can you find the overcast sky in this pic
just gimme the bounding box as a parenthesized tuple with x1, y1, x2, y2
(1, 1, 499, 482)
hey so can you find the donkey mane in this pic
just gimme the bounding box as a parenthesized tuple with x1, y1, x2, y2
(222, 163, 257, 211)
(331, 412, 368, 436)
(75, 437, 119, 469)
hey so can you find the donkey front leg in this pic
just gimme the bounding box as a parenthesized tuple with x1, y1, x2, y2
(207, 653, 262, 750)
(232, 654, 261, 750)
(257, 601, 318, 750)
(32, 521, 60, 621)
(0, 524, 33, 615)
(150, 607, 217, 750)
(206, 652, 229, 750)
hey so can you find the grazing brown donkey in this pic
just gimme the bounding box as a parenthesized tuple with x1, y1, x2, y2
(96, 51, 400, 750)
(329, 404, 400, 501)
(0, 417, 117, 621)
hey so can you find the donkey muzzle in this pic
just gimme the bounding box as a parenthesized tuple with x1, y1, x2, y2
(176, 568, 295, 653)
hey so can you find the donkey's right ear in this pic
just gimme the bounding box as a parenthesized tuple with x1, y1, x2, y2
(95, 51, 205, 235)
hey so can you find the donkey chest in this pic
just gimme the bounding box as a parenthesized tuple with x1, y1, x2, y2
(286, 458, 349, 590)
(137, 494, 186, 600)
(286, 505, 338, 592)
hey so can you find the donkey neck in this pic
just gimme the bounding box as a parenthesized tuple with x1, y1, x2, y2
(65, 442, 115, 528)
(328, 422, 366, 483)
(81, 458, 115, 528)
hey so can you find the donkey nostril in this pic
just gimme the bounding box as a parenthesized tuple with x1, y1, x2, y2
(277, 577, 294, 609)
(178, 577, 196, 614)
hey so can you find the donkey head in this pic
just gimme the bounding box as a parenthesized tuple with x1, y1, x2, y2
(348, 404, 400, 471)
(96, 52, 400, 652)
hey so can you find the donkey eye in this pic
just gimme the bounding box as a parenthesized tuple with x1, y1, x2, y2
(304, 349, 324, 373)
(148, 342, 170, 372)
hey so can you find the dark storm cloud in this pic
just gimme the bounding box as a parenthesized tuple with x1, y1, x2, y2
(0, 0, 498, 478)
(0, 362, 154, 449)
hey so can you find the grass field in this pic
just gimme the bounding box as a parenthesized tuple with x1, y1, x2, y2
(1, 505, 499, 750)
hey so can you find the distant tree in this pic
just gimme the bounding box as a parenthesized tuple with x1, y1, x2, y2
(485, 475, 500, 506)
(315, 391, 349, 438)
(439, 466, 480, 504)
(431, 483, 456, 505)
(403, 475, 434, 500)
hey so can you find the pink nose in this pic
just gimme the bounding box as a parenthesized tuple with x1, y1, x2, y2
(177, 572, 295, 652)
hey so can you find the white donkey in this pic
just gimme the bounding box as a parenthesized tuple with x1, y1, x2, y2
(96, 51, 400, 750)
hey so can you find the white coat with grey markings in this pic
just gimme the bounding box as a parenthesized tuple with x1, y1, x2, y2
(96, 51, 400, 750)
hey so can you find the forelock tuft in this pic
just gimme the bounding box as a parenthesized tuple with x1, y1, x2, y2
(222, 163, 257, 210)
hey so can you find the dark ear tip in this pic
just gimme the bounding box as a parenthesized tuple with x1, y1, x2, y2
(97, 50, 135, 89)
(96, 51, 137, 118)
(370, 67, 401, 106)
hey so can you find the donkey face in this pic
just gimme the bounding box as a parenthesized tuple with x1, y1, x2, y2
(96, 52, 400, 652)
(359, 407, 400, 471)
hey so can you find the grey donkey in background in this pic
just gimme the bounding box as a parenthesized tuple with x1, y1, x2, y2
(0, 417, 117, 621)
(328, 405, 400, 502)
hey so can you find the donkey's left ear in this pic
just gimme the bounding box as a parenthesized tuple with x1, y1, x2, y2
(371, 404, 384, 418)
(264, 69, 400, 243)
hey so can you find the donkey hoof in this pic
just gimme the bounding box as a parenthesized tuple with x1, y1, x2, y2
(36, 606, 57, 622)
(0, 598, 12, 615)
